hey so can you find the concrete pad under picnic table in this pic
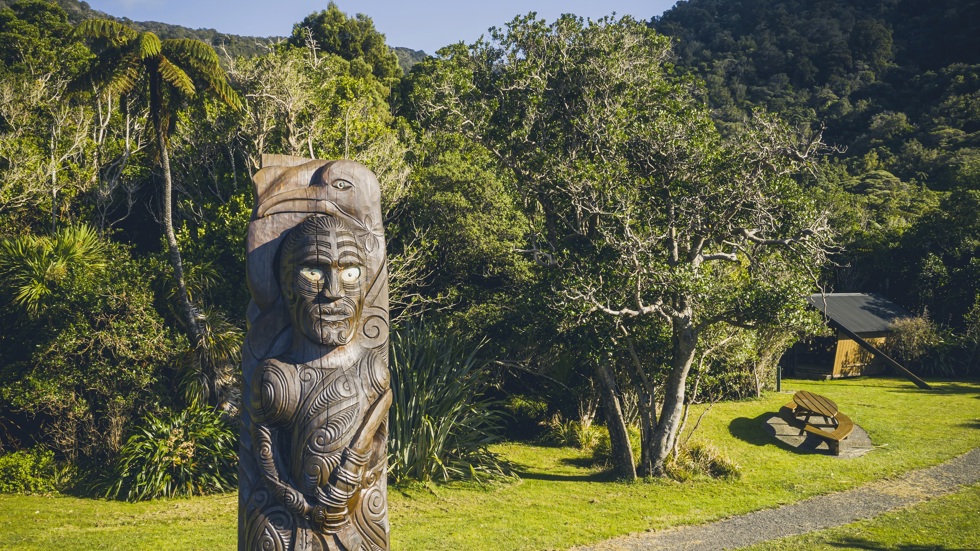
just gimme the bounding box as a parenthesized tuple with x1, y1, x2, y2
(764, 413, 874, 458)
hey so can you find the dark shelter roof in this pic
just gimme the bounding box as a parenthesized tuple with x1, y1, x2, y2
(807, 293, 913, 334)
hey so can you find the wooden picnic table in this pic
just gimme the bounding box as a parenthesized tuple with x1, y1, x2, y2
(792, 390, 839, 426)
(780, 390, 854, 455)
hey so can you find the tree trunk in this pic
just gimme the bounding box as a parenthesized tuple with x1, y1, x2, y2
(636, 383, 658, 477)
(618, 330, 658, 478)
(151, 71, 203, 350)
(648, 303, 699, 476)
(592, 359, 636, 481)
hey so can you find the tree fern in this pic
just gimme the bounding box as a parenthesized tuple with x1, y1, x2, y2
(71, 18, 241, 361)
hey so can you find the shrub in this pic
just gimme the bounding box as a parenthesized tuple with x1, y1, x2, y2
(539, 413, 603, 451)
(106, 407, 237, 501)
(885, 315, 952, 376)
(387, 321, 510, 483)
(663, 441, 741, 482)
(0, 229, 179, 465)
(502, 394, 549, 437)
(0, 447, 61, 494)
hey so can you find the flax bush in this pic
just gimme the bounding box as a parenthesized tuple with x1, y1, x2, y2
(105, 407, 237, 501)
(387, 321, 510, 483)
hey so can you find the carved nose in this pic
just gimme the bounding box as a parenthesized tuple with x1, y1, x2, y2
(321, 270, 342, 299)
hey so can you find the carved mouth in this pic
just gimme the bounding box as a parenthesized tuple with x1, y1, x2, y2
(317, 313, 350, 322)
(314, 307, 352, 322)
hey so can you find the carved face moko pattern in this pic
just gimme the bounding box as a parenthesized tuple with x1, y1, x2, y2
(279, 214, 365, 347)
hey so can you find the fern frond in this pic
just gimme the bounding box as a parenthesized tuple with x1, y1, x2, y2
(158, 58, 196, 97)
(106, 55, 143, 96)
(162, 39, 221, 66)
(75, 18, 138, 45)
(162, 40, 242, 110)
(207, 76, 242, 110)
(135, 31, 162, 60)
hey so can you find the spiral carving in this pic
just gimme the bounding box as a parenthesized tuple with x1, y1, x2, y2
(247, 506, 292, 551)
(354, 481, 388, 550)
(281, 485, 308, 515)
(363, 350, 390, 398)
(307, 403, 359, 455)
(359, 310, 388, 348)
(305, 367, 356, 424)
(325, 374, 356, 402)
(254, 425, 279, 476)
(252, 361, 299, 425)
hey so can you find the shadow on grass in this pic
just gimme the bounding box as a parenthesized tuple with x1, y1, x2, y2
(729, 413, 836, 456)
(827, 537, 972, 550)
(508, 458, 613, 482)
(886, 381, 980, 396)
(514, 469, 613, 482)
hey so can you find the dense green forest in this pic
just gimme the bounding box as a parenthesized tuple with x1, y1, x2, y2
(0, 0, 977, 495)
(0, 0, 427, 68)
(655, 0, 980, 329)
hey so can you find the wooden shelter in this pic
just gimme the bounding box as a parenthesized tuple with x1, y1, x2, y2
(790, 293, 912, 379)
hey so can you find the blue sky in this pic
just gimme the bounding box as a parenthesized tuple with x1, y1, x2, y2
(82, 0, 679, 54)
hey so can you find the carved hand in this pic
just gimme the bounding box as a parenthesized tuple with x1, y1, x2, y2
(314, 389, 392, 531)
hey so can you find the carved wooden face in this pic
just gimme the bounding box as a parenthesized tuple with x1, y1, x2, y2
(280, 215, 365, 347)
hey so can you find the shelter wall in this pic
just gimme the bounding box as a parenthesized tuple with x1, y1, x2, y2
(832, 331, 888, 377)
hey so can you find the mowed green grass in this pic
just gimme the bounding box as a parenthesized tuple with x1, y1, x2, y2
(1, 377, 977, 550)
(743, 483, 980, 551)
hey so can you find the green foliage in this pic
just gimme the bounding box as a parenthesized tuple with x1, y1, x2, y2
(0, 228, 179, 464)
(884, 316, 945, 374)
(0, 0, 86, 76)
(663, 441, 741, 482)
(288, 2, 401, 83)
(592, 424, 642, 465)
(393, 132, 534, 334)
(539, 414, 603, 452)
(655, 1, 980, 340)
(0, 447, 60, 494)
(393, 46, 426, 73)
(228, 46, 410, 206)
(890, 190, 980, 328)
(106, 406, 237, 501)
(0, 224, 106, 316)
(387, 321, 509, 483)
(502, 394, 549, 436)
(0, 2, 96, 233)
(73, 19, 241, 111)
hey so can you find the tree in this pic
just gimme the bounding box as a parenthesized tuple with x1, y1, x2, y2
(409, 14, 831, 477)
(0, 0, 94, 234)
(288, 2, 401, 83)
(229, 45, 409, 209)
(72, 19, 241, 352)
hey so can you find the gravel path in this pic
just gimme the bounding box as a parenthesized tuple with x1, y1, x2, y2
(573, 447, 980, 551)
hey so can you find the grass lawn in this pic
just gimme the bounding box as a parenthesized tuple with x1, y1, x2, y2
(743, 483, 980, 550)
(1, 377, 977, 550)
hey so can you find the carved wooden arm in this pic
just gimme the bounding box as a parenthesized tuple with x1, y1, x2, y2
(314, 388, 392, 529)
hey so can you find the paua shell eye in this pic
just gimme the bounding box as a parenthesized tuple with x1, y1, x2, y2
(341, 266, 360, 283)
(300, 267, 324, 283)
(332, 179, 353, 191)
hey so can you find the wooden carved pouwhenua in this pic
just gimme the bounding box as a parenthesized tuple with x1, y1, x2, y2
(240, 155, 390, 551)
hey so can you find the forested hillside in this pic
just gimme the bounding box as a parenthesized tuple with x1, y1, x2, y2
(655, 0, 980, 331)
(0, 0, 426, 67)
